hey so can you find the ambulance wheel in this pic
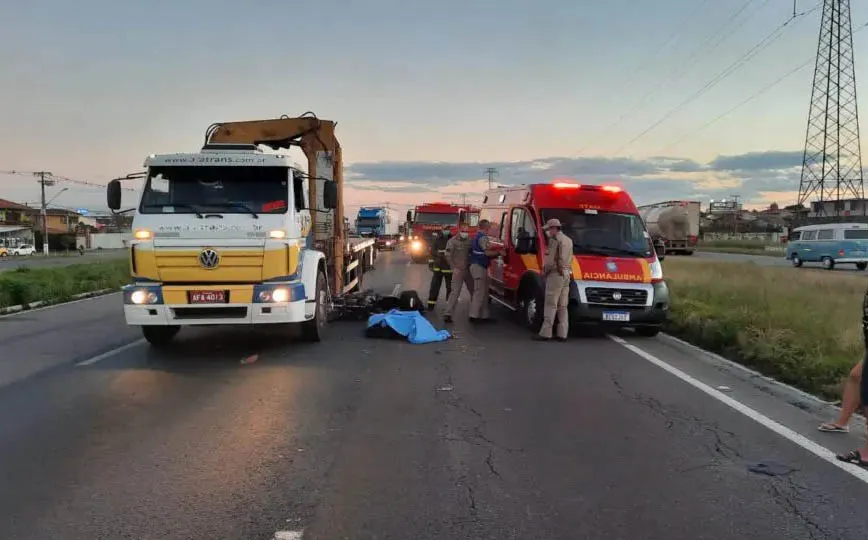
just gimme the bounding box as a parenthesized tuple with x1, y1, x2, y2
(300, 270, 328, 342)
(141, 326, 179, 347)
(520, 284, 544, 333)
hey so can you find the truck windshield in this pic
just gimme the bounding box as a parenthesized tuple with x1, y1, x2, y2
(415, 212, 458, 225)
(139, 166, 290, 215)
(541, 209, 652, 257)
(357, 218, 381, 226)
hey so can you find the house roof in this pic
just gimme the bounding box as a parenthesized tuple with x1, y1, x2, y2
(0, 199, 35, 211)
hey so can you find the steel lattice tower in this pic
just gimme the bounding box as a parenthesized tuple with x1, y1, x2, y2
(797, 0, 864, 215)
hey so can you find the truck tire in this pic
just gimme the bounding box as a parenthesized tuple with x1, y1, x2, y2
(300, 270, 327, 342)
(142, 326, 180, 347)
(519, 283, 545, 333)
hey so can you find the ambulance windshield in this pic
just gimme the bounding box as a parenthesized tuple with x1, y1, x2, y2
(541, 209, 652, 257)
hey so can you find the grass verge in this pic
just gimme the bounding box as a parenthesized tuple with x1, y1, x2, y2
(696, 247, 781, 257)
(0, 259, 129, 309)
(663, 257, 862, 400)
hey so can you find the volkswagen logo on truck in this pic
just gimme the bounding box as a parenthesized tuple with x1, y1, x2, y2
(199, 248, 220, 269)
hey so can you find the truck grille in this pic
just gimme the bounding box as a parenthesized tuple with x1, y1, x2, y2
(585, 287, 647, 306)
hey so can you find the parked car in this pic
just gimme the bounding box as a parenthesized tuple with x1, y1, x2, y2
(11, 244, 35, 256)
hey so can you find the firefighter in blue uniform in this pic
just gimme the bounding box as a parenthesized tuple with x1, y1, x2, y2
(427, 225, 453, 308)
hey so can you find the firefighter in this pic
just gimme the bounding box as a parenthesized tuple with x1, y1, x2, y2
(533, 218, 573, 341)
(443, 222, 474, 323)
(427, 225, 453, 308)
(468, 219, 502, 323)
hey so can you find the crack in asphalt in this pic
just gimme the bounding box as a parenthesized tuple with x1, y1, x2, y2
(610, 372, 742, 467)
(766, 476, 838, 540)
(611, 373, 843, 539)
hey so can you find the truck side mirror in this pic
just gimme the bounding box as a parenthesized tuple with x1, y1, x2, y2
(107, 179, 122, 211)
(323, 180, 338, 209)
(514, 234, 537, 254)
(406, 210, 412, 224)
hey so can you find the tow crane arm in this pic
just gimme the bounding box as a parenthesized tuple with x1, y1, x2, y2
(204, 112, 347, 292)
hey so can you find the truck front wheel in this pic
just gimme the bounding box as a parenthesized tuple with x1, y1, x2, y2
(300, 270, 328, 342)
(142, 326, 180, 347)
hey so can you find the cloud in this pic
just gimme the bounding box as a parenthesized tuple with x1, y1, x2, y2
(708, 151, 803, 172)
(344, 150, 813, 207)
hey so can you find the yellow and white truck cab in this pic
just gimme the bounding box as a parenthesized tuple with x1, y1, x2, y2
(107, 114, 373, 347)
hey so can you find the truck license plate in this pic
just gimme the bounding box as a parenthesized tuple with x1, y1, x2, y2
(189, 290, 227, 304)
(602, 311, 630, 322)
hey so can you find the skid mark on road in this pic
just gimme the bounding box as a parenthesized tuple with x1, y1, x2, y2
(76, 339, 146, 366)
(609, 335, 868, 486)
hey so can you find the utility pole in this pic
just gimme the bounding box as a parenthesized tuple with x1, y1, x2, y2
(484, 167, 497, 190)
(730, 194, 740, 234)
(34, 171, 54, 255)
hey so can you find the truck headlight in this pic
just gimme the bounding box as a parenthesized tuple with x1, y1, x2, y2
(258, 287, 290, 303)
(411, 240, 423, 252)
(130, 289, 159, 304)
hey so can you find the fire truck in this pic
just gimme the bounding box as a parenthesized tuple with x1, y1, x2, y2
(405, 202, 478, 263)
(479, 182, 669, 337)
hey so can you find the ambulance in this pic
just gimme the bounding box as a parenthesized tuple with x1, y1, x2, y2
(479, 182, 669, 337)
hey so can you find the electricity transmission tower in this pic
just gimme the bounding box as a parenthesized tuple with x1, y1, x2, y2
(797, 0, 864, 217)
(484, 167, 497, 189)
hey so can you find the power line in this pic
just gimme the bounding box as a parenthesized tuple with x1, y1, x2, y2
(577, 0, 764, 154)
(613, 4, 819, 155)
(653, 16, 868, 155)
(1, 170, 138, 192)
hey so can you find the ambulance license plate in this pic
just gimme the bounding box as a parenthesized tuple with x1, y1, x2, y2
(602, 311, 630, 322)
(189, 290, 227, 304)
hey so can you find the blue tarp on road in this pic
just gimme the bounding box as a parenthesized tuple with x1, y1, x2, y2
(366, 309, 451, 344)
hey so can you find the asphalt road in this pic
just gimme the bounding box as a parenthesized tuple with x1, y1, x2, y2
(0, 249, 127, 272)
(2, 250, 868, 539)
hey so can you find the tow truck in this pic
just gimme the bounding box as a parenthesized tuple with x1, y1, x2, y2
(106, 113, 376, 346)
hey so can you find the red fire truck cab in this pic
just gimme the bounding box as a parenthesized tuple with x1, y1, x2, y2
(406, 202, 479, 263)
(479, 182, 669, 336)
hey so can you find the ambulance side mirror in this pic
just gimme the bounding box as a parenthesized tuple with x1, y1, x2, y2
(654, 239, 666, 261)
(514, 234, 537, 254)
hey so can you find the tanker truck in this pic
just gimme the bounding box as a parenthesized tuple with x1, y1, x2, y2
(638, 201, 700, 255)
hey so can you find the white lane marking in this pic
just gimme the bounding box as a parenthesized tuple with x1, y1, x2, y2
(274, 531, 303, 540)
(609, 335, 868, 485)
(391, 283, 402, 296)
(0, 291, 122, 319)
(406, 259, 412, 267)
(76, 338, 146, 366)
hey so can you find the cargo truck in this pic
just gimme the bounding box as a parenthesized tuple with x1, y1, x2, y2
(355, 206, 387, 237)
(106, 113, 376, 347)
(637, 201, 700, 255)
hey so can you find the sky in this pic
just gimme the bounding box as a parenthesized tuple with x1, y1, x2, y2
(2, 0, 868, 214)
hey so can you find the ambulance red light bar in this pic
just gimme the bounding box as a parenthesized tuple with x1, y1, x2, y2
(550, 182, 621, 193)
